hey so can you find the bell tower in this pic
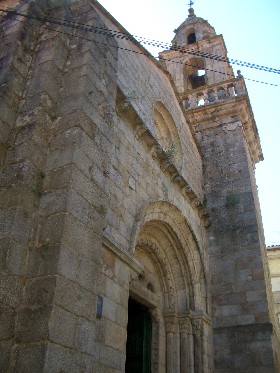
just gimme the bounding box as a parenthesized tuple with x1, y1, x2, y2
(160, 7, 234, 96)
(160, 6, 280, 373)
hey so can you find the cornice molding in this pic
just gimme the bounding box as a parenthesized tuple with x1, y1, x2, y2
(186, 95, 263, 164)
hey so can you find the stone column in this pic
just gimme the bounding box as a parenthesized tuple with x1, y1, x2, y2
(193, 319, 202, 373)
(165, 316, 177, 373)
(179, 317, 194, 373)
(201, 321, 208, 373)
(150, 308, 160, 373)
(189, 325, 195, 373)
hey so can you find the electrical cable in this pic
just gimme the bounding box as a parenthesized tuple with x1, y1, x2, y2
(39, 22, 280, 87)
(1, 8, 279, 76)
(0, 8, 279, 87)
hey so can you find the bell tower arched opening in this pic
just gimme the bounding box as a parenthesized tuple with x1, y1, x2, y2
(184, 57, 206, 91)
(187, 31, 196, 44)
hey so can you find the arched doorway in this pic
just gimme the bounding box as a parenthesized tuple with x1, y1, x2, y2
(125, 298, 152, 373)
(127, 201, 211, 372)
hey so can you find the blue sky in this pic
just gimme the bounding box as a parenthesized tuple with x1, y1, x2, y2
(98, 0, 280, 246)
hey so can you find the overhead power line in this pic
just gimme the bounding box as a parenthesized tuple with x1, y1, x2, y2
(1, 8, 279, 76)
(0, 8, 279, 87)
(35, 21, 280, 87)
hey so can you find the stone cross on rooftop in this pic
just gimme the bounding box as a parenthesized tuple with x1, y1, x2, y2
(188, 0, 194, 8)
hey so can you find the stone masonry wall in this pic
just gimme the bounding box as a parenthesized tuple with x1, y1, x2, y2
(196, 117, 276, 372)
(88, 6, 211, 371)
(1, 0, 209, 372)
(1, 0, 119, 371)
(95, 5, 204, 202)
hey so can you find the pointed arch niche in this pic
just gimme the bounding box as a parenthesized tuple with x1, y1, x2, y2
(153, 101, 183, 170)
(127, 201, 211, 372)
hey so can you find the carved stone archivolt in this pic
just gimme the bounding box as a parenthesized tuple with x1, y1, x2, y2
(137, 238, 177, 311)
(132, 200, 209, 316)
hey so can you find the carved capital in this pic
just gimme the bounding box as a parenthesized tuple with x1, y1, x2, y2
(203, 217, 211, 228)
(185, 185, 196, 200)
(134, 125, 147, 139)
(161, 159, 172, 172)
(150, 144, 162, 159)
(172, 173, 182, 184)
(116, 101, 130, 115)
(179, 318, 192, 334)
(199, 208, 208, 218)
(192, 198, 203, 210)
(99, 103, 113, 125)
(150, 308, 160, 322)
(192, 319, 202, 336)
(165, 316, 177, 334)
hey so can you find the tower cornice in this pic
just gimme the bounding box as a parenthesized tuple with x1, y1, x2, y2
(185, 90, 263, 165)
(161, 34, 228, 60)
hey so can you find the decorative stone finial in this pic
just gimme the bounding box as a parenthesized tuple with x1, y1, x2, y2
(237, 70, 243, 78)
(188, 7, 196, 17)
(188, 0, 196, 17)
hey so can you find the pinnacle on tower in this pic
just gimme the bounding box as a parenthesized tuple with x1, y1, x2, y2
(188, 0, 196, 17)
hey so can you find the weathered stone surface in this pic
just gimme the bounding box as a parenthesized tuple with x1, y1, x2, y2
(0, 305, 15, 339)
(0, 345, 11, 373)
(0, 239, 27, 276)
(99, 345, 126, 371)
(0, 271, 22, 308)
(49, 305, 76, 348)
(23, 276, 57, 307)
(74, 317, 96, 355)
(26, 245, 61, 277)
(191, 117, 277, 370)
(15, 306, 52, 342)
(0, 207, 32, 244)
(14, 344, 47, 373)
(54, 275, 97, 321)
(44, 342, 94, 372)
(0, 0, 278, 372)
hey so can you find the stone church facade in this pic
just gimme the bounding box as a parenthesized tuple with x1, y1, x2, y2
(0, 0, 279, 372)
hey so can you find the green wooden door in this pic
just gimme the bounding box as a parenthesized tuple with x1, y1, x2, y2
(125, 298, 152, 373)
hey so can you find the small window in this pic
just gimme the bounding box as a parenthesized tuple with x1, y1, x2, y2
(147, 282, 154, 293)
(188, 33, 196, 44)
